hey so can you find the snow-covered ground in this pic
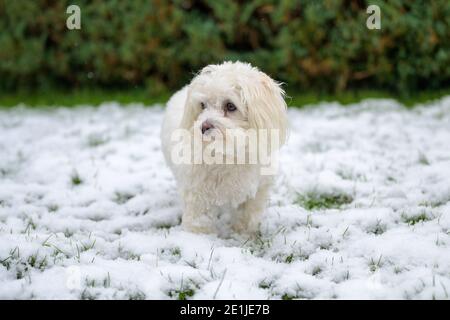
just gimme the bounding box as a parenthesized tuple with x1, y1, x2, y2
(1, 97, 449, 300)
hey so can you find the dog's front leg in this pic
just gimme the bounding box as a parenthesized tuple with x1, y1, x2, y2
(232, 182, 271, 234)
(181, 191, 216, 234)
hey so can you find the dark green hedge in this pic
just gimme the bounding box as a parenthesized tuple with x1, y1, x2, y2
(1, 0, 449, 93)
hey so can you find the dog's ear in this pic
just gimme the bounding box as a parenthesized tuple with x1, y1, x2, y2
(180, 64, 219, 130)
(180, 86, 200, 130)
(240, 72, 288, 147)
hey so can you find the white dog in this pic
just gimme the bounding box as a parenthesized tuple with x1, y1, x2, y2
(161, 61, 288, 235)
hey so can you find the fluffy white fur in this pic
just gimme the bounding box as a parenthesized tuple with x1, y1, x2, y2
(161, 61, 288, 235)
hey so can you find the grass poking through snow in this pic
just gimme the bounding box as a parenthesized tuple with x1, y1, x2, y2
(295, 192, 353, 210)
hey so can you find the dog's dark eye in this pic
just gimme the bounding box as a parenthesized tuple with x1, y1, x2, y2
(225, 102, 236, 112)
(200, 102, 206, 109)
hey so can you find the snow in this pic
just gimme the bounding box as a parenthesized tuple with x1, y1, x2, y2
(0, 97, 449, 300)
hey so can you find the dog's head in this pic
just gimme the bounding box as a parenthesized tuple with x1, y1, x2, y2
(181, 61, 288, 153)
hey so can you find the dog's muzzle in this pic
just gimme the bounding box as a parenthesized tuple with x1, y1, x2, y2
(201, 120, 214, 134)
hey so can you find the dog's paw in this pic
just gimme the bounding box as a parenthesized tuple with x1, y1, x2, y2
(181, 219, 216, 234)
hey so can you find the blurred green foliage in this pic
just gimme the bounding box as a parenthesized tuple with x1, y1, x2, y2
(0, 0, 449, 94)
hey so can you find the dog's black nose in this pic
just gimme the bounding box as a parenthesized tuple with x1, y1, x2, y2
(201, 121, 214, 134)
